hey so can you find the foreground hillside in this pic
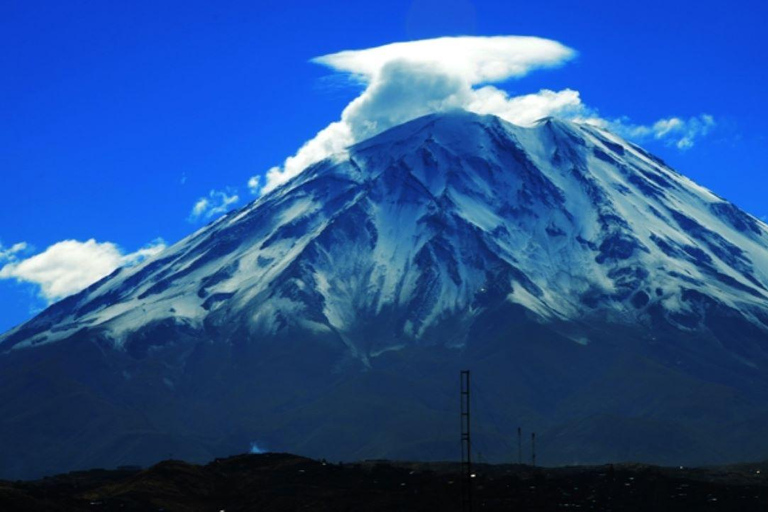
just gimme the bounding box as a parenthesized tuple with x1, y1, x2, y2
(3, 453, 768, 511)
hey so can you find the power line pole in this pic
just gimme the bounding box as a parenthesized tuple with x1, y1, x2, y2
(517, 427, 522, 464)
(531, 432, 537, 467)
(460, 370, 473, 512)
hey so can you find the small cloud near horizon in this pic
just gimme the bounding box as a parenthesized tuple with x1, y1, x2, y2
(0, 238, 166, 303)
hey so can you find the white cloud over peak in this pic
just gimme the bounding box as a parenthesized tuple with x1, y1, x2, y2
(259, 36, 577, 194)
(467, 87, 586, 126)
(189, 188, 239, 222)
(313, 35, 575, 84)
(255, 35, 716, 195)
(0, 238, 166, 302)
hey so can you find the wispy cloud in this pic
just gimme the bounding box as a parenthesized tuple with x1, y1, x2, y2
(252, 36, 715, 195)
(247, 175, 261, 194)
(0, 242, 29, 263)
(581, 114, 716, 150)
(189, 188, 239, 222)
(0, 238, 166, 302)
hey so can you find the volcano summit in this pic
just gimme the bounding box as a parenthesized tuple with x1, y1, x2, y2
(2, 111, 768, 479)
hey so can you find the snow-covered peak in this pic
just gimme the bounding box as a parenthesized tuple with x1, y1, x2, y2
(3, 110, 767, 355)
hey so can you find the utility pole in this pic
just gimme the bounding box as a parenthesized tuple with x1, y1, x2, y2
(460, 370, 473, 512)
(517, 427, 522, 464)
(531, 432, 537, 467)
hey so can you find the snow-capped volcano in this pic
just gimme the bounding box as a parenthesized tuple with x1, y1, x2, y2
(2, 111, 768, 479)
(4, 110, 767, 354)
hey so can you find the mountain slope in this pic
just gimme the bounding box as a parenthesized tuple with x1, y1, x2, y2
(2, 111, 768, 479)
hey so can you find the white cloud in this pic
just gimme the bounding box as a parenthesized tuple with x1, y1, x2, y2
(261, 122, 353, 195)
(653, 114, 715, 149)
(260, 36, 577, 194)
(256, 35, 715, 194)
(467, 87, 586, 126)
(0, 238, 166, 302)
(247, 175, 261, 194)
(189, 188, 239, 222)
(0, 242, 28, 263)
(312, 36, 575, 84)
(582, 114, 716, 150)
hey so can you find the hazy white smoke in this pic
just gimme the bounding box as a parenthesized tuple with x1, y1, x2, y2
(249, 441, 266, 454)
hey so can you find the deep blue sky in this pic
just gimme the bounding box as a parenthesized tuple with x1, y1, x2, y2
(1, 0, 766, 331)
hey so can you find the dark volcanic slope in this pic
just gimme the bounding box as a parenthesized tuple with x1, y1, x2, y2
(3, 453, 768, 512)
(1, 111, 768, 479)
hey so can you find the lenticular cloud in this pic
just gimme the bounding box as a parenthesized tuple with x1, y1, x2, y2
(312, 36, 575, 83)
(260, 36, 579, 194)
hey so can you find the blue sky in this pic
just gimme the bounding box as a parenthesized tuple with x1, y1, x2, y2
(1, 0, 766, 332)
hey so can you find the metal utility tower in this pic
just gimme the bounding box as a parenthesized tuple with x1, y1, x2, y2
(531, 432, 537, 467)
(517, 427, 522, 464)
(460, 370, 473, 512)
